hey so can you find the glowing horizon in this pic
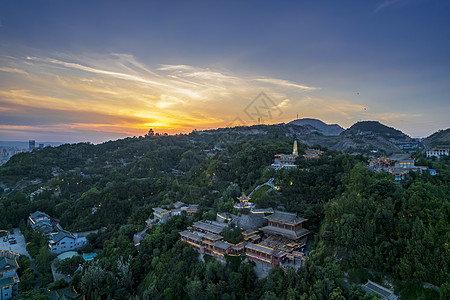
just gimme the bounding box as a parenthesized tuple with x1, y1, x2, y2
(0, 1, 449, 143)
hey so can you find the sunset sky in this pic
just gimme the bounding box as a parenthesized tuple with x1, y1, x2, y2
(1, 0, 449, 143)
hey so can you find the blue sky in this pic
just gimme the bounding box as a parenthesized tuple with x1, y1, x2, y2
(0, 0, 449, 143)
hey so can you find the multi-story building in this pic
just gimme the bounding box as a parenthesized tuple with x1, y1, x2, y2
(48, 230, 87, 254)
(0, 251, 20, 300)
(28, 211, 53, 234)
(180, 211, 308, 268)
(271, 141, 299, 169)
(426, 148, 449, 158)
(28, 140, 35, 151)
(261, 211, 309, 241)
(303, 149, 323, 159)
(152, 207, 171, 223)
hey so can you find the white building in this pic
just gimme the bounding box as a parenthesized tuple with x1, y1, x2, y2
(426, 148, 449, 158)
(48, 230, 87, 254)
(271, 141, 299, 169)
(0, 252, 20, 300)
(28, 211, 52, 233)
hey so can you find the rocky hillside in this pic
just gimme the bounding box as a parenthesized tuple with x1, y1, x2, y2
(199, 120, 419, 155)
(331, 121, 417, 154)
(288, 118, 344, 136)
(422, 128, 450, 149)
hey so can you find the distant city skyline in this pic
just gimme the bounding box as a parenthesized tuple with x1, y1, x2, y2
(1, 1, 449, 143)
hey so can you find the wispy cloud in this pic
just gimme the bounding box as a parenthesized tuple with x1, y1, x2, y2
(374, 0, 422, 13)
(0, 67, 29, 76)
(253, 78, 318, 91)
(0, 53, 320, 141)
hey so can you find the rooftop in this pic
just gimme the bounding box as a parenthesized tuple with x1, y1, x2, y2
(173, 201, 187, 209)
(388, 168, 409, 175)
(261, 226, 309, 240)
(193, 221, 223, 235)
(245, 242, 275, 256)
(389, 153, 413, 162)
(251, 208, 274, 214)
(153, 207, 170, 214)
(0, 256, 18, 273)
(179, 230, 203, 243)
(362, 280, 398, 300)
(203, 232, 223, 242)
(186, 204, 199, 212)
(265, 211, 306, 224)
(212, 240, 231, 250)
(30, 210, 50, 220)
(31, 219, 52, 230)
(50, 230, 75, 243)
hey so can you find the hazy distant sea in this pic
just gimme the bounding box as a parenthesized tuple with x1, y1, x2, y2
(0, 141, 64, 148)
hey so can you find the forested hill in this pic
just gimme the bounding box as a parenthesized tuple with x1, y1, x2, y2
(423, 128, 450, 149)
(1, 127, 449, 299)
(288, 118, 344, 136)
(343, 121, 412, 139)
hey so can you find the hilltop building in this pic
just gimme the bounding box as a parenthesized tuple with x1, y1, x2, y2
(261, 211, 309, 241)
(152, 207, 171, 223)
(368, 153, 427, 182)
(234, 195, 254, 209)
(48, 230, 88, 254)
(0, 251, 20, 300)
(426, 147, 449, 158)
(180, 211, 308, 268)
(185, 204, 199, 216)
(28, 211, 89, 254)
(303, 149, 323, 159)
(28, 211, 52, 234)
(271, 141, 299, 169)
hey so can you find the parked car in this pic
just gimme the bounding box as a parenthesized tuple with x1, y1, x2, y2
(9, 239, 17, 244)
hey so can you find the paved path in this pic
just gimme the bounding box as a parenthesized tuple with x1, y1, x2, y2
(248, 178, 275, 197)
(0, 228, 31, 258)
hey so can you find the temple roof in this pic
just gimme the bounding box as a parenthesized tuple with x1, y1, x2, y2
(245, 242, 275, 256)
(265, 211, 306, 224)
(251, 208, 274, 214)
(173, 201, 187, 209)
(389, 153, 413, 162)
(179, 230, 202, 243)
(213, 240, 231, 250)
(153, 207, 170, 214)
(203, 232, 223, 242)
(261, 226, 309, 240)
(193, 221, 223, 235)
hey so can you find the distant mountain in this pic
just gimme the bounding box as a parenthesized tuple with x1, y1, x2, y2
(200, 120, 416, 155)
(331, 121, 416, 154)
(289, 118, 344, 136)
(342, 121, 410, 139)
(423, 128, 450, 149)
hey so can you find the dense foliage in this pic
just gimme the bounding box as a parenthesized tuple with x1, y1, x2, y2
(1, 130, 449, 299)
